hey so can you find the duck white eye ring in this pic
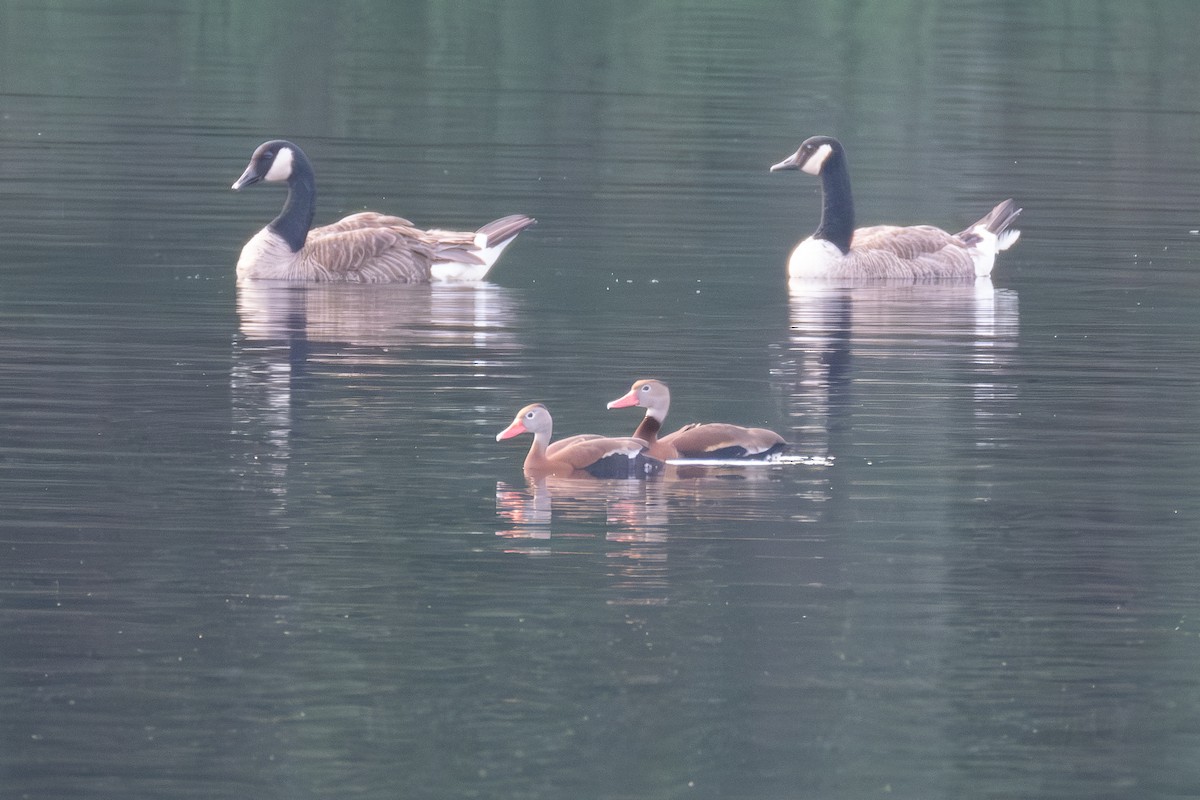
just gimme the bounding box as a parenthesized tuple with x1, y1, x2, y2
(641, 384, 651, 392)
(525, 411, 536, 419)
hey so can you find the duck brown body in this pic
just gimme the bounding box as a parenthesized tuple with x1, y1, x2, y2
(607, 380, 787, 460)
(497, 403, 663, 479)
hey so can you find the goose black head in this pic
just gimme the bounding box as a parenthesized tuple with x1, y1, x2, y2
(770, 135, 843, 176)
(232, 140, 303, 190)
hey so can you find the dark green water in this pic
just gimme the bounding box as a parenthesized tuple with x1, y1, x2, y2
(3, 2, 1200, 798)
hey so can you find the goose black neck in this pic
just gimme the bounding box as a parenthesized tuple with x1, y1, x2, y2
(270, 158, 316, 253)
(815, 150, 855, 254)
(633, 415, 662, 443)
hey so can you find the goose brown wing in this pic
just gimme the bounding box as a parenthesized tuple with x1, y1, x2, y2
(423, 227, 490, 266)
(306, 214, 489, 281)
(844, 225, 975, 278)
(302, 226, 442, 282)
(852, 225, 960, 258)
(313, 211, 418, 234)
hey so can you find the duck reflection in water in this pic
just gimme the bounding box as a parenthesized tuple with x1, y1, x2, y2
(495, 477, 671, 605)
(495, 461, 835, 604)
(495, 477, 670, 540)
(495, 459, 828, 543)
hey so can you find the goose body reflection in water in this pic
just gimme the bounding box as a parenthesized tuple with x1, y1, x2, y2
(779, 277, 1019, 462)
(235, 280, 521, 353)
(230, 282, 523, 509)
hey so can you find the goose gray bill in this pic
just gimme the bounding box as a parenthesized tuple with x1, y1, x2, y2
(770, 135, 1020, 280)
(232, 139, 535, 283)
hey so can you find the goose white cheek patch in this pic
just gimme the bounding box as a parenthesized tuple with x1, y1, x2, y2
(264, 147, 294, 182)
(802, 143, 833, 175)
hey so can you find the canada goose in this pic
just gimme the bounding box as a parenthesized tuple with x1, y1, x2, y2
(770, 136, 1020, 280)
(232, 139, 535, 283)
(496, 403, 663, 479)
(606, 379, 788, 460)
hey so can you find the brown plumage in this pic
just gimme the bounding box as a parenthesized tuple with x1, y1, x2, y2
(606, 379, 788, 460)
(232, 140, 535, 283)
(496, 403, 663, 479)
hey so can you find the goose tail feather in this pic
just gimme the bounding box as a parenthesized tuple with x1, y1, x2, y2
(432, 214, 536, 281)
(960, 199, 1021, 244)
(474, 214, 537, 253)
(961, 199, 1022, 278)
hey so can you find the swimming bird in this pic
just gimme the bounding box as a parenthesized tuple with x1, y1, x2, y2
(496, 403, 663, 479)
(770, 136, 1020, 280)
(232, 139, 535, 283)
(606, 379, 787, 460)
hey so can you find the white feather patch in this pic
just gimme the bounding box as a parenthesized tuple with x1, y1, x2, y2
(787, 236, 844, 278)
(429, 260, 492, 282)
(802, 143, 833, 175)
(264, 147, 294, 182)
(236, 227, 302, 281)
(430, 237, 519, 282)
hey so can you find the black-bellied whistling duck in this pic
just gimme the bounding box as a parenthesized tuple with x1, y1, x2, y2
(606, 379, 788, 460)
(496, 403, 663, 479)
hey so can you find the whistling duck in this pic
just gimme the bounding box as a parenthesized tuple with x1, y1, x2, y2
(606, 379, 787, 460)
(496, 403, 663, 479)
(232, 139, 535, 283)
(770, 135, 1020, 280)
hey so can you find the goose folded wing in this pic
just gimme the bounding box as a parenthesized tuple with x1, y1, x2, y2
(313, 211, 418, 235)
(423, 228, 489, 265)
(303, 227, 443, 282)
(852, 225, 959, 257)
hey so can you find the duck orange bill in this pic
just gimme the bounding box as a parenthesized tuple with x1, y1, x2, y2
(606, 390, 639, 409)
(496, 419, 528, 441)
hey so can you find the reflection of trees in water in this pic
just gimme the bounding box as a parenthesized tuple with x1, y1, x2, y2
(230, 282, 524, 512)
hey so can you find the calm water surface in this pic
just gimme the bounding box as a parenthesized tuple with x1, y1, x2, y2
(3, 2, 1200, 799)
